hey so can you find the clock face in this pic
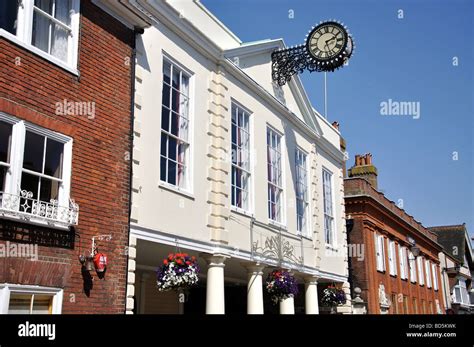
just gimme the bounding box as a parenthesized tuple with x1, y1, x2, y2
(306, 22, 348, 61)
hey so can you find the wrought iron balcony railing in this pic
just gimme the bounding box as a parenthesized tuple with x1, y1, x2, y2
(0, 190, 79, 228)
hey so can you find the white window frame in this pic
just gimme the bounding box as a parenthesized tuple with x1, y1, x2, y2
(399, 245, 408, 280)
(0, 112, 74, 229)
(388, 240, 397, 276)
(425, 259, 432, 288)
(322, 167, 336, 246)
(417, 256, 425, 286)
(230, 101, 252, 214)
(266, 126, 284, 225)
(408, 250, 417, 283)
(159, 55, 194, 195)
(375, 233, 386, 272)
(0, 284, 63, 314)
(0, 0, 81, 74)
(453, 278, 470, 305)
(431, 263, 438, 291)
(295, 147, 310, 237)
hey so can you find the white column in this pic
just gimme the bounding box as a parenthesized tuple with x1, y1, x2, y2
(304, 276, 319, 314)
(243, 263, 265, 314)
(279, 296, 295, 314)
(205, 255, 227, 314)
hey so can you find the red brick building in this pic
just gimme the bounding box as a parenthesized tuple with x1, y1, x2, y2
(345, 154, 445, 314)
(0, 0, 149, 313)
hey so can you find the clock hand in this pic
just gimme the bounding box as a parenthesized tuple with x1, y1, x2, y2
(325, 36, 336, 44)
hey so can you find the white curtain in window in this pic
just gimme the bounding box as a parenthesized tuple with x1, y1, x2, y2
(51, 0, 71, 62)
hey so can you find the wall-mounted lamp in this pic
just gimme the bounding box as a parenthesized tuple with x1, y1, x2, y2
(410, 246, 421, 257)
(346, 218, 354, 233)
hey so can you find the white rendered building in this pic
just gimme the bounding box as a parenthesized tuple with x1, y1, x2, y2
(124, 0, 351, 314)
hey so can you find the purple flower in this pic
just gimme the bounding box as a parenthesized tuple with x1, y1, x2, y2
(265, 269, 299, 304)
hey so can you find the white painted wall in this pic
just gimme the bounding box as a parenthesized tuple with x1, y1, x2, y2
(132, 0, 348, 279)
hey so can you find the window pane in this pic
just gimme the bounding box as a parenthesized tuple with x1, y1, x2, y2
(161, 107, 170, 132)
(163, 61, 171, 84)
(40, 178, 60, 202)
(167, 159, 177, 185)
(35, 0, 54, 16)
(32, 295, 53, 314)
(181, 74, 189, 96)
(160, 134, 168, 156)
(162, 84, 170, 109)
(168, 137, 177, 161)
(0, 121, 12, 163)
(179, 117, 189, 142)
(23, 132, 45, 173)
(8, 294, 32, 314)
(0, 166, 7, 193)
(32, 11, 51, 54)
(50, 24, 69, 62)
(454, 287, 461, 303)
(54, 0, 72, 26)
(35, 0, 71, 25)
(21, 172, 40, 199)
(160, 156, 167, 182)
(0, 1, 18, 35)
(171, 112, 180, 137)
(44, 139, 63, 178)
(171, 88, 180, 113)
(172, 67, 180, 89)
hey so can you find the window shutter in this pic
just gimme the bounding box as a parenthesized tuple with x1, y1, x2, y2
(417, 257, 424, 285)
(401, 246, 408, 279)
(425, 260, 432, 288)
(432, 263, 438, 291)
(388, 241, 396, 276)
(404, 248, 409, 278)
(375, 234, 385, 272)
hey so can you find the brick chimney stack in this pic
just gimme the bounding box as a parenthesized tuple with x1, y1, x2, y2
(348, 153, 378, 189)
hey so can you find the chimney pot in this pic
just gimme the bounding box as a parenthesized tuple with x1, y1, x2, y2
(348, 153, 378, 190)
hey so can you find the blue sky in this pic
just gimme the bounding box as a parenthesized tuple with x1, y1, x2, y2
(202, 0, 474, 237)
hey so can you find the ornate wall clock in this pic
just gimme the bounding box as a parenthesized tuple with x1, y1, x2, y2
(272, 20, 354, 86)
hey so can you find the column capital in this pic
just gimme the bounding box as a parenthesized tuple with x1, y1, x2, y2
(201, 253, 229, 267)
(303, 275, 320, 285)
(241, 262, 266, 275)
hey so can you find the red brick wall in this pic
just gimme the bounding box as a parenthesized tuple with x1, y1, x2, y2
(0, 0, 133, 313)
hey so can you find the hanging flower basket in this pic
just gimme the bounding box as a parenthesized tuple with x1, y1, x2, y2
(265, 269, 299, 304)
(156, 253, 200, 291)
(321, 284, 346, 307)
